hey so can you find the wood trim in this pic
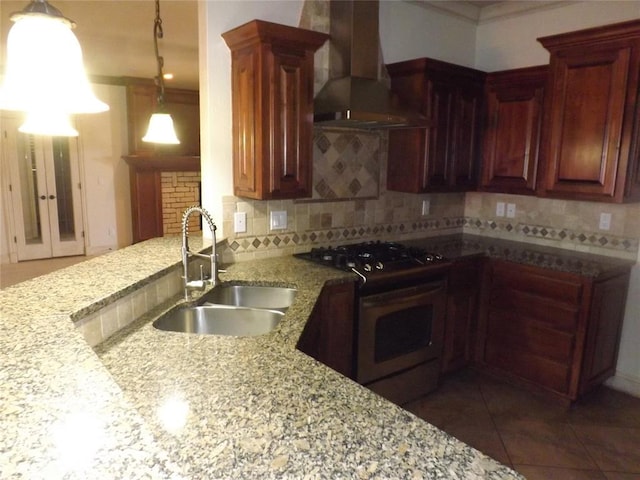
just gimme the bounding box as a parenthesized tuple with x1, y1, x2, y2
(124, 155, 200, 172)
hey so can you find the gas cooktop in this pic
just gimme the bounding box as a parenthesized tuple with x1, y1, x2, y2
(295, 241, 446, 279)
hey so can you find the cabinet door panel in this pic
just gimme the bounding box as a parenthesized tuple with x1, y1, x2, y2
(426, 81, 454, 187)
(481, 67, 546, 195)
(452, 88, 481, 187)
(542, 47, 630, 197)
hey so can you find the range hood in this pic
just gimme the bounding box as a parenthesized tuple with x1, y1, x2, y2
(313, 0, 428, 129)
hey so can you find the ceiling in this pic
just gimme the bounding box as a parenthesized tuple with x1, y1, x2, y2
(0, 1, 563, 92)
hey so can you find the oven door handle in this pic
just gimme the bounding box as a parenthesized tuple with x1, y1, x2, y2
(360, 281, 445, 307)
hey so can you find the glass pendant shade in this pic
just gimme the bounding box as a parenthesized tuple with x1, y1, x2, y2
(142, 112, 180, 144)
(19, 110, 79, 136)
(0, 10, 109, 115)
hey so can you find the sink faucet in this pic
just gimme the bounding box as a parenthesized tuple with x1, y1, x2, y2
(181, 205, 222, 299)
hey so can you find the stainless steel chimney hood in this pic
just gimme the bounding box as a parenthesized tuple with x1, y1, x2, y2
(313, 0, 428, 129)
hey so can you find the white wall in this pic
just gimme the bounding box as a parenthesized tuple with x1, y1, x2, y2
(379, 1, 477, 67)
(75, 84, 132, 253)
(198, 1, 304, 239)
(475, 1, 640, 71)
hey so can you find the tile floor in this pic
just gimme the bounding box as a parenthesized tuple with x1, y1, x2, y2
(0, 255, 93, 289)
(405, 369, 640, 480)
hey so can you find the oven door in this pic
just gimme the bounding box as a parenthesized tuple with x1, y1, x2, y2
(357, 279, 446, 385)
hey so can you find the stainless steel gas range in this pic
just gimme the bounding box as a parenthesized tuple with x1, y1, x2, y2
(296, 241, 451, 405)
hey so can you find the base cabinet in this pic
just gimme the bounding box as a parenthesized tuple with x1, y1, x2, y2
(476, 259, 630, 403)
(297, 281, 356, 379)
(441, 258, 482, 374)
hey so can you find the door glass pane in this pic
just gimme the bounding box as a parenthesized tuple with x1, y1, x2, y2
(51, 137, 76, 241)
(17, 134, 43, 245)
(374, 305, 433, 362)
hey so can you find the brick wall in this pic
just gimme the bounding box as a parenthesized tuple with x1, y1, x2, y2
(161, 171, 201, 235)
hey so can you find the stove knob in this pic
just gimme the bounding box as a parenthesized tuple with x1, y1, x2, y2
(375, 261, 384, 270)
(425, 254, 435, 262)
(363, 263, 373, 272)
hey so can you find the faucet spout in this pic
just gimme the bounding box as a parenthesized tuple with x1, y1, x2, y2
(181, 205, 221, 299)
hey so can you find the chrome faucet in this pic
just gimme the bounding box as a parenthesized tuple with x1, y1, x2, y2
(181, 205, 222, 299)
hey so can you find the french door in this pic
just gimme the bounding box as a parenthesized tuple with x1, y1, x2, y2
(2, 118, 85, 261)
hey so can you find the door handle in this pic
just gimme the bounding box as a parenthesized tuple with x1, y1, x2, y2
(48, 195, 56, 200)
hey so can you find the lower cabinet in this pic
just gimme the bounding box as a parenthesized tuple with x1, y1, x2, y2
(441, 257, 482, 374)
(296, 281, 356, 379)
(476, 259, 630, 403)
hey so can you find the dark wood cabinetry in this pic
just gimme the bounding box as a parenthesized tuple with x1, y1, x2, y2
(441, 257, 482, 374)
(386, 58, 485, 193)
(537, 20, 640, 203)
(222, 20, 328, 200)
(480, 66, 547, 195)
(476, 259, 630, 403)
(297, 281, 356, 379)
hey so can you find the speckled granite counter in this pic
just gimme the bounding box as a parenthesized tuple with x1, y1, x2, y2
(0, 235, 524, 479)
(404, 233, 635, 277)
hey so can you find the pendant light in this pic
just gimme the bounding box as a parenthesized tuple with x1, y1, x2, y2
(0, 0, 109, 136)
(142, 0, 180, 145)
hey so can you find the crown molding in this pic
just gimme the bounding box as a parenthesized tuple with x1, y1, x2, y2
(409, 1, 578, 25)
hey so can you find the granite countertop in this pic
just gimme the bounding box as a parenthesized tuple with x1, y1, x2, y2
(0, 235, 526, 479)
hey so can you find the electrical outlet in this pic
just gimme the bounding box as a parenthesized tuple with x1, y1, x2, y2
(234, 212, 247, 233)
(506, 203, 516, 218)
(421, 199, 430, 216)
(599, 212, 612, 231)
(496, 202, 505, 217)
(270, 211, 287, 230)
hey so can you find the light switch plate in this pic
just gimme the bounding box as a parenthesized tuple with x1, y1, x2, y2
(496, 202, 505, 217)
(506, 203, 516, 218)
(599, 212, 612, 231)
(270, 211, 287, 230)
(234, 212, 247, 233)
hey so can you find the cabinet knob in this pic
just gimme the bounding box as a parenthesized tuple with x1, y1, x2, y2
(39, 195, 46, 200)
(49, 195, 56, 200)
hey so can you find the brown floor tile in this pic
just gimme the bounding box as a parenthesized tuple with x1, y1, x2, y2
(495, 419, 598, 469)
(572, 424, 640, 473)
(479, 375, 570, 424)
(445, 425, 512, 466)
(514, 465, 606, 480)
(602, 473, 640, 480)
(568, 387, 640, 428)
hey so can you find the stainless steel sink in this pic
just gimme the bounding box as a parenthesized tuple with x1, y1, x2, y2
(152, 305, 284, 336)
(199, 284, 297, 312)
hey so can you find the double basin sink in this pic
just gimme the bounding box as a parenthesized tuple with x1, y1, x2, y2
(153, 284, 297, 337)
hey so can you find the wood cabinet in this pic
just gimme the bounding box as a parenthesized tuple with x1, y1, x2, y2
(476, 259, 630, 403)
(296, 281, 356, 379)
(480, 66, 547, 195)
(222, 20, 328, 200)
(386, 58, 485, 193)
(537, 20, 640, 203)
(441, 257, 482, 374)
(125, 80, 200, 157)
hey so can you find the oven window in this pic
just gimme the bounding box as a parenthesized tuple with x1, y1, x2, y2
(374, 305, 433, 362)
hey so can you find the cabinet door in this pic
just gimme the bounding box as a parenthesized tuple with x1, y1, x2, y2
(481, 67, 546, 194)
(451, 86, 482, 188)
(541, 45, 631, 199)
(296, 282, 355, 379)
(387, 128, 428, 192)
(425, 80, 454, 188)
(442, 258, 481, 374)
(477, 261, 585, 398)
(267, 48, 314, 198)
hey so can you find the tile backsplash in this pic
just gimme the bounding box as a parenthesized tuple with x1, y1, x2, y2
(219, 128, 639, 263)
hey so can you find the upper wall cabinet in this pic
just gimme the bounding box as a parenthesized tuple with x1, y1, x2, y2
(537, 20, 640, 203)
(480, 66, 547, 195)
(126, 80, 200, 157)
(222, 20, 328, 200)
(386, 58, 485, 193)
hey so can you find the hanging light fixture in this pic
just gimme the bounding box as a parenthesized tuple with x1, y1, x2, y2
(142, 0, 180, 145)
(0, 0, 109, 136)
